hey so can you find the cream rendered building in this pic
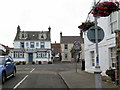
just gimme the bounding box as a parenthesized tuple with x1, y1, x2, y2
(60, 32, 84, 62)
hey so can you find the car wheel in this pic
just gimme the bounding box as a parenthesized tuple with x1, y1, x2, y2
(2, 72, 6, 84)
(13, 69, 16, 77)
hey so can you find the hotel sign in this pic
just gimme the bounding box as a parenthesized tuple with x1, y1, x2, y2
(25, 49, 37, 53)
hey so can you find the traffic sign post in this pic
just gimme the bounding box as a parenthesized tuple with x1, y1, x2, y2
(73, 41, 81, 73)
(93, 0, 102, 88)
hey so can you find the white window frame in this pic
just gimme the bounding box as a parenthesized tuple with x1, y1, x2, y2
(36, 42, 39, 47)
(14, 51, 24, 58)
(40, 42, 45, 49)
(64, 44, 68, 50)
(90, 51, 95, 67)
(110, 12, 117, 34)
(65, 53, 68, 59)
(109, 47, 116, 68)
(30, 42, 34, 48)
(36, 52, 47, 58)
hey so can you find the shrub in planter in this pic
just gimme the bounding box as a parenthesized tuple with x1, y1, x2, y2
(32, 61, 35, 64)
(48, 61, 52, 64)
(22, 61, 26, 65)
(16, 62, 20, 65)
(38, 61, 41, 64)
(106, 69, 115, 81)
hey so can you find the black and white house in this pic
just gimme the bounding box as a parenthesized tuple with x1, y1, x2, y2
(11, 25, 52, 64)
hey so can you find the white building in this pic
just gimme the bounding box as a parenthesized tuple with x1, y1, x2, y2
(11, 25, 52, 64)
(84, 11, 119, 75)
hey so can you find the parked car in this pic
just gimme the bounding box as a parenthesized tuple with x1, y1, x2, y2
(0, 56, 16, 84)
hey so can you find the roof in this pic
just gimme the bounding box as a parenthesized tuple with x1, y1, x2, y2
(51, 43, 60, 47)
(61, 36, 83, 44)
(14, 31, 51, 41)
(0, 44, 11, 50)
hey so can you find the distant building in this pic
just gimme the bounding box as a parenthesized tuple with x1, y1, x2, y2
(51, 42, 61, 61)
(11, 25, 52, 64)
(0, 44, 11, 55)
(60, 32, 84, 62)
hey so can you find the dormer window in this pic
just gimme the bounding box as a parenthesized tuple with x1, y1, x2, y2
(20, 32, 27, 39)
(22, 33, 25, 38)
(39, 33, 46, 39)
(41, 35, 44, 38)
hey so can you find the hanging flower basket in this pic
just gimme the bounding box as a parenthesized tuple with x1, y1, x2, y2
(78, 21, 95, 32)
(92, 1, 120, 17)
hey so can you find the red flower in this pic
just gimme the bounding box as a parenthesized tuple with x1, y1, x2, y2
(92, 1, 120, 17)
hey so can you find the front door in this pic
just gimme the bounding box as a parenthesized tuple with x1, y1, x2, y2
(28, 53, 33, 62)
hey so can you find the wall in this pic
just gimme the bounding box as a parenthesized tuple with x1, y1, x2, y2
(14, 41, 51, 49)
(84, 14, 117, 75)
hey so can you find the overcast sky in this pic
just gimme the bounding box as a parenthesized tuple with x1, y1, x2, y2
(0, 0, 93, 47)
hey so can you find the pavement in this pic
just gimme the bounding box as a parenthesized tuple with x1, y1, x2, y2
(59, 69, 120, 88)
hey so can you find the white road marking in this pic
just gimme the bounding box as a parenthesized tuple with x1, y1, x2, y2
(13, 68, 35, 89)
(13, 75, 28, 89)
(30, 68, 35, 73)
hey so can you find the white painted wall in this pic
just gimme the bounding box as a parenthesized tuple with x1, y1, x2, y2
(14, 41, 51, 49)
(84, 13, 118, 75)
(13, 40, 51, 63)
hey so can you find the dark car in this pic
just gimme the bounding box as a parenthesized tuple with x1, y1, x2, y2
(0, 56, 16, 84)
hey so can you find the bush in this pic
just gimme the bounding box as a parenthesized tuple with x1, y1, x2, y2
(38, 61, 41, 64)
(22, 61, 26, 65)
(32, 61, 35, 64)
(48, 61, 52, 64)
(16, 62, 20, 65)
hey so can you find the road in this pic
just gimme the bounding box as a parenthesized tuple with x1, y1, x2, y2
(3, 63, 81, 89)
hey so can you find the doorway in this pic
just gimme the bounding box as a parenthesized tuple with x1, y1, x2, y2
(28, 53, 33, 62)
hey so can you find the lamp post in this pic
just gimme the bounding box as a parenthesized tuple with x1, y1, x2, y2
(94, 0, 102, 88)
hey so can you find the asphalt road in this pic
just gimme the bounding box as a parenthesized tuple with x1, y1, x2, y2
(2, 63, 81, 89)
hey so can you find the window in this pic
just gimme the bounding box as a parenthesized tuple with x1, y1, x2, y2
(110, 47, 116, 68)
(65, 54, 68, 59)
(36, 52, 47, 58)
(30, 42, 34, 48)
(40, 42, 45, 49)
(110, 12, 117, 34)
(26, 42, 29, 47)
(20, 42, 24, 48)
(22, 33, 25, 38)
(20, 33, 27, 39)
(14, 51, 24, 58)
(64, 44, 68, 49)
(90, 51, 95, 66)
(36, 42, 39, 47)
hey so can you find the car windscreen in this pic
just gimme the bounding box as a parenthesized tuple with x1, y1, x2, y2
(0, 57, 4, 65)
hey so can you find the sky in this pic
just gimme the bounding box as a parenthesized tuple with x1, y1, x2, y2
(0, 0, 93, 47)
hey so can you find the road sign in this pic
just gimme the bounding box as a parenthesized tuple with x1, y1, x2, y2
(73, 41, 81, 50)
(87, 26, 104, 43)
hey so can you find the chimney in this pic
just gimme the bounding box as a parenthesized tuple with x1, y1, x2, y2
(60, 32, 62, 43)
(60, 32, 62, 38)
(17, 25, 21, 33)
(48, 26, 51, 32)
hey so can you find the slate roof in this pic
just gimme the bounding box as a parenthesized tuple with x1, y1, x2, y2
(14, 31, 51, 41)
(61, 36, 83, 44)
